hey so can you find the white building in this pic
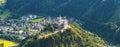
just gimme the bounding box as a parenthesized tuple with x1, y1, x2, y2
(53, 16, 69, 32)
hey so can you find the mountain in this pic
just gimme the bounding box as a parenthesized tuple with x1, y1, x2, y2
(82, 21, 120, 44)
(3, 0, 119, 21)
(1, 0, 120, 46)
(21, 23, 105, 47)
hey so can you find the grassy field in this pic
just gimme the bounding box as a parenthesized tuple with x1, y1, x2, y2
(0, 39, 18, 47)
(0, 10, 10, 20)
(29, 17, 45, 23)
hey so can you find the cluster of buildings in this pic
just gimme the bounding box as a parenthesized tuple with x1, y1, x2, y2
(52, 16, 69, 32)
(0, 15, 69, 40)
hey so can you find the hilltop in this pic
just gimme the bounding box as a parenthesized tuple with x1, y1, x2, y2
(21, 23, 105, 47)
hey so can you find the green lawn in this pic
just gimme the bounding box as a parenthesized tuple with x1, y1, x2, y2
(0, 10, 10, 20)
(29, 17, 45, 23)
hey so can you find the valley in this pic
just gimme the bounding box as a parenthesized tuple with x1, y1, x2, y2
(0, 0, 120, 47)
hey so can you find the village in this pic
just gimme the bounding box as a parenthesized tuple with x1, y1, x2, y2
(0, 15, 69, 40)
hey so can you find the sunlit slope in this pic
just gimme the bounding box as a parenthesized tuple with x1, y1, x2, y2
(0, 40, 3, 47)
(0, 0, 6, 3)
(22, 23, 105, 47)
(0, 39, 18, 47)
(0, 0, 6, 6)
(70, 23, 105, 47)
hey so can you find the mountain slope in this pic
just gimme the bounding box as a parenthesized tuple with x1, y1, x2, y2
(0, 0, 6, 6)
(21, 23, 105, 47)
(2, 0, 120, 46)
(4, 0, 119, 21)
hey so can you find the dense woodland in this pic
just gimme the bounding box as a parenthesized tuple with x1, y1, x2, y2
(3, 0, 118, 20)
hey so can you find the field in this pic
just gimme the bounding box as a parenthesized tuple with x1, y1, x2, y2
(29, 17, 45, 23)
(0, 10, 10, 20)
(0, 39, 18, 47)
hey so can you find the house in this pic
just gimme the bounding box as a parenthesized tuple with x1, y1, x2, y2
(53, 16, 69, 29)
(19, 30, 23, 34)
(18, 36, 26, 40)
